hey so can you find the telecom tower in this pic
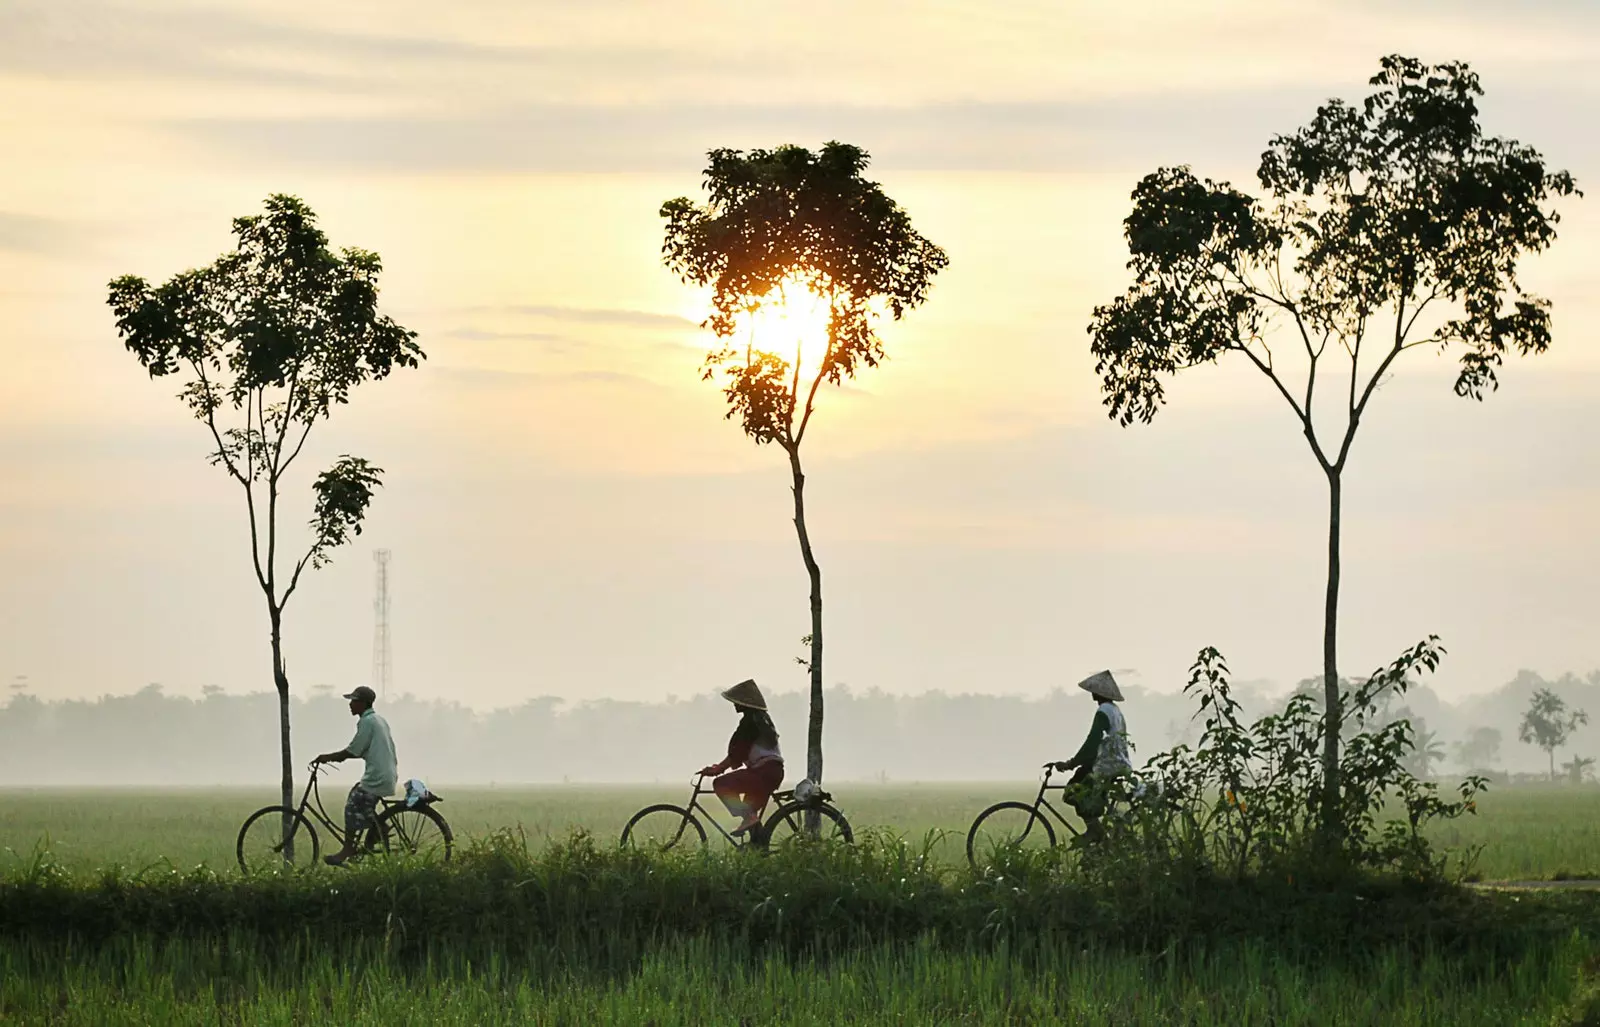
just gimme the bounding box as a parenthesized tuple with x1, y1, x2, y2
(372, 549, 392, 700)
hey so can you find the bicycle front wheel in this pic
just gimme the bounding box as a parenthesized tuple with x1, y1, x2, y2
(237, 806, 320, 873)
(620, 804, 706, 852)
(966, 801, 1057, 869)
(761, 802, 853, 850)
(372, 803, 454, 863)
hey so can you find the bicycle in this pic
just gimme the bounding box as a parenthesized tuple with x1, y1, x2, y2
(965, 763, 1090, 869)
(620, 773, 853, 852)
(235, 761, 454, 872)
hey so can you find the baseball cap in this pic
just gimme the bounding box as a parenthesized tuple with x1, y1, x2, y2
(343, 686, 377, 704)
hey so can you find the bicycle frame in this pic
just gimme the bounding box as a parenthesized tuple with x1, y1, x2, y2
(1027, 766, 1086, 838)
(683, 773, 790, 847)
(295, 763, 354, 847)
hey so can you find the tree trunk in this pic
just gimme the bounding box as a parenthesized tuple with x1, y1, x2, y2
(1550, 749, 1557, 783)
(270, 610, 294, 859)
(787, 445, 825, 796)
(1321, 469, 1343, 830)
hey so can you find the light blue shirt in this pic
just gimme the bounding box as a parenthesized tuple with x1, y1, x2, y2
(347, 709, 398, 796)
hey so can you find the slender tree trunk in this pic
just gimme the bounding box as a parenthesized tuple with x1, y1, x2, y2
(786, 445, 825, 794)
(270, 609, 294, 858)
(1550, 749, 1556, 783)
(1321, 469, 1343, 830)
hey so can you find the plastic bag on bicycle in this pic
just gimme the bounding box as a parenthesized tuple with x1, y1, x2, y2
(404, 778, 437, 807)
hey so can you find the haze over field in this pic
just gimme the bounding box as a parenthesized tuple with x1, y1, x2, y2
(2, 0, 1598, 717)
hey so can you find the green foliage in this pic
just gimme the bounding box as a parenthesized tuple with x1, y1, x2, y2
(660, 141, 947, 448)
(1094, 638, 1486, 883)
(308, 456, 383, 569)
(106, 194, 423, 593)
(1090, 55, 1578, 430)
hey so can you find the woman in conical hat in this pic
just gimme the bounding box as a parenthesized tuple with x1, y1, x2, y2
(1050, 670, 1132, 841)
(699, 679, 785, 836)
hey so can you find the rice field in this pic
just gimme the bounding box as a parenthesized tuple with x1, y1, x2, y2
(2, 781, 1597, 880)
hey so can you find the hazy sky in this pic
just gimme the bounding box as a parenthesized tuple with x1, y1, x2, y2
(2, 0, 1597, 709)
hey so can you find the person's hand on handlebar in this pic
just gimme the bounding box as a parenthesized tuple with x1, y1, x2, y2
(1046, 760, 1075, 773)
(697, 765, 721, 777)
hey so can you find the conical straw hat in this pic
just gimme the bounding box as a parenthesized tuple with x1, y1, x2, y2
(1077, 670, 1124, 703)
(721, 678, 767, 711)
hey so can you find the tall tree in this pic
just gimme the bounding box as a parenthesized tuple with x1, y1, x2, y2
(660, 142, 947, 790)
(1087, 56, 1577, 820)
(108, 195, 423, 844)
(1519, 687, 1589, 782)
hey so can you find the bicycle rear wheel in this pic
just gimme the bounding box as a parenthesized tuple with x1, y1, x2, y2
(372, 803, 454, 863)
(620, 804, 706, 851)
(236, 806, 320, 873)
(761, 802, 853, 850)
(966, 801, 1057, 869)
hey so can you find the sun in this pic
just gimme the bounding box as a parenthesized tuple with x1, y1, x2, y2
(739, 279, 834, 384)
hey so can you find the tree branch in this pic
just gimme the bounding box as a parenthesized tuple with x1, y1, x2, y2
(1335, 292, 1411, 470)
(281, 547, 316, 610)
(793, 288, 836, 446)
(1236, 344, 1332, 470)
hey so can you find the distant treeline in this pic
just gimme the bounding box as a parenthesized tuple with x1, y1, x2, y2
(2, 670, 1596, 786)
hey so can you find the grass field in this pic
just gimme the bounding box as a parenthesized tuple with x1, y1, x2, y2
(3, 931, 1593, 1026)
(6, 782, 1600, 1024)
(3, 780, 1598, 880)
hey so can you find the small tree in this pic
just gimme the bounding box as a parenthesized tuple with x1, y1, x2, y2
(1519, 687, 1589, 782)
(1087, 56, 1577, 818)
(1453, 726, 1502, 772)
(108, 195, 422, 845)
(1561, 756, 1596, 786)
(661, 142, 947, 789)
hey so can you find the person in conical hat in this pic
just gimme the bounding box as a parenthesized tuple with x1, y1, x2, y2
(699, 679, 785, 836)
(1050, 670, 1133, 841)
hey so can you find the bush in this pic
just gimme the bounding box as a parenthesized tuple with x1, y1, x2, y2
(1086, 637, 1487, 886)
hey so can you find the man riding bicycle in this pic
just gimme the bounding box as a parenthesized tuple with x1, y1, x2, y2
(1051, 670, 1132, 842)
(311, 685, 397, 866)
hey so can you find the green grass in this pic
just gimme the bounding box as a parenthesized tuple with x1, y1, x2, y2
(3, 781, 1598, 880)
(5, 783, 1599, 1023)
(6, 821, 1600, 1026)
(3, 931, 1594, 1026)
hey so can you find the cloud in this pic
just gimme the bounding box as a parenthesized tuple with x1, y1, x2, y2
(439, 328, 567, 344)
(0, 1, 723, 95)
(432, 366, 657, 389)
(0, 212, 90, 257)
(165, 93, 1341, 175)
(453, 304, 696, 330)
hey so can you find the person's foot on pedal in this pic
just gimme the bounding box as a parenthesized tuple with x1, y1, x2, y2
(323, 852, 350, 867)
(731, 812, 761, 836)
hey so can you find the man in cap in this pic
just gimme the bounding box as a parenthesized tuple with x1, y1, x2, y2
(1050, 669, 1132, 841)
(312, 685, 398, 866)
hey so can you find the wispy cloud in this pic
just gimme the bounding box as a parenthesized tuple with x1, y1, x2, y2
(451, 304, 696, 329)
(433, 366, 658, 389)
(0, 212, 91, 258)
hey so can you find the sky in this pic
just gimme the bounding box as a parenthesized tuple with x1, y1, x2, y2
(1, 0, 1597, 711)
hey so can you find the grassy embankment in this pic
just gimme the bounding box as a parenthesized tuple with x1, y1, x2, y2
(4, 819, 1600, 1025)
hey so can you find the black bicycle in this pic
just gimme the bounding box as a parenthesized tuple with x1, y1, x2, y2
(620, 773, 853, 852)
(965, 763, 1088, 868)
(236, 761, 453, 872)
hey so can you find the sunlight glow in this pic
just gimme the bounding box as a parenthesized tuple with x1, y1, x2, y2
(738, 280, 834, 386)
